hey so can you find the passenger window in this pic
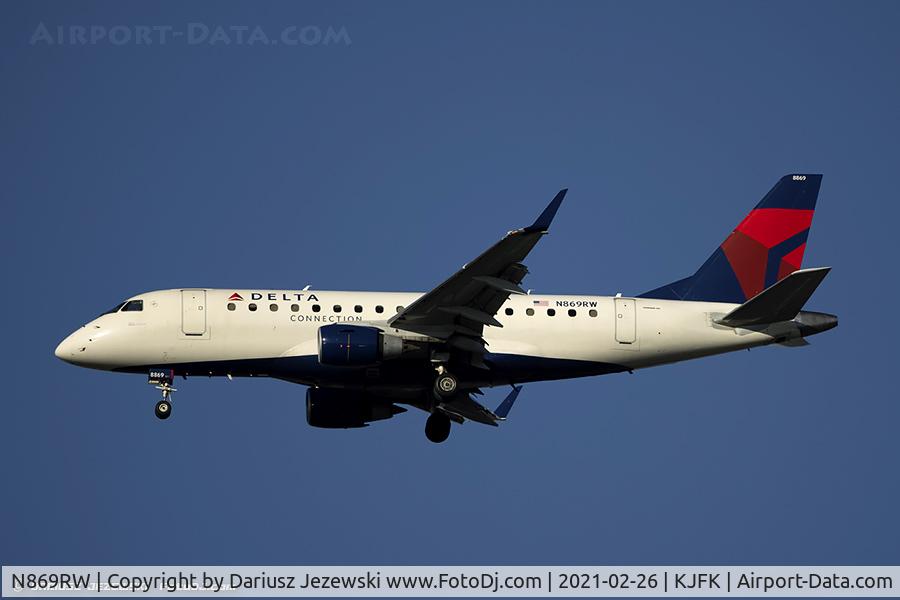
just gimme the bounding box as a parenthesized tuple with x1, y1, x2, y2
(375, 305, 384, 314)
(248, 303, 258, 312)
(526, 308, 534, 316)
(312, 304, 321, 313)
(227, 303, 236, 311)
(505, 308, 514, 316)
(547, 308, 556, 317)
(291, 304, 299, 312)
(270, 304, 278, 312)
(396, 306, 405, 313)
(589, 309, 598, 317)
(568, 309, 576, 317)
(354, 305, 363, 313)
(122, 300, 143, 312)
(333, 305, 342, 313)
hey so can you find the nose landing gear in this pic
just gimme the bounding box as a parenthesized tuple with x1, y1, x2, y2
(149, 369, 176, 420)
(155, 399, 172, 419)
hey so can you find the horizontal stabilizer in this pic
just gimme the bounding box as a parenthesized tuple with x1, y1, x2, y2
(716, 267, 831, 328)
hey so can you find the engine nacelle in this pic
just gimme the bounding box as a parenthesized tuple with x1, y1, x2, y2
(317, 324, 403, 366)
(306, 387, 403, 429)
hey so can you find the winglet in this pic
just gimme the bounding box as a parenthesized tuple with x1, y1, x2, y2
(524, 189, 567, 233)
(495, 385, 522, 420)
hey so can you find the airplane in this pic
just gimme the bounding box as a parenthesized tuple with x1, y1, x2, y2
(54, 174, 836, 443)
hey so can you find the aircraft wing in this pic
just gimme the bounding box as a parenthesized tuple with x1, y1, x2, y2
(437, 386, 522, 426)
(388, 189, 566, 366)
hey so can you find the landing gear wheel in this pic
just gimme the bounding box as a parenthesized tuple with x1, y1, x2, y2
(155, 399, 172, 420)
(434, 373, 458, 398)
(425, 412, 451, 443)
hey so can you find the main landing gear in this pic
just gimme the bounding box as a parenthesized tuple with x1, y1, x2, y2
(433, 367, 458, 399)
(149, 369, 176, 420)
(426, 366, 457, 443)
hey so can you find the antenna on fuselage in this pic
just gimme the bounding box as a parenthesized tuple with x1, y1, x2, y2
(302, 284, 311, 291)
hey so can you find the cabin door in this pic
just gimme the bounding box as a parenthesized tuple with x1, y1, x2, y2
(181, 290, 207, 335)
(614, 297, 636, 344)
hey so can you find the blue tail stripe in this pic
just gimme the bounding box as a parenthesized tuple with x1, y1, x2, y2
(755, 174, 822, 210)
(764, 229, 810, 289)
(678, 248, 746, 304)
(639, 276, 694, 301)
(640, 248, 745, 304)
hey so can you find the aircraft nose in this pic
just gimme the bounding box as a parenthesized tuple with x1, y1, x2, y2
(54, 330, 83, 363)
(55, 335, 72, 361)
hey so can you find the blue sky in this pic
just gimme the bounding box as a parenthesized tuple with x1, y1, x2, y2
(2, 0, 899, 565)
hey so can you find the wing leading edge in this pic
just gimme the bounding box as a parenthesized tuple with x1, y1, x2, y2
(388, 189, 567, 368)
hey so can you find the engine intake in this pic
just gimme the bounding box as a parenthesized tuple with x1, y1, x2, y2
(317, 324, 402, 366)
(306, 387, 405, 428)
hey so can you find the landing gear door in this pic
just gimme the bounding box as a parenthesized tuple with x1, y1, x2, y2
(181, 289, 207, 335)
(614, 297, 636, 344)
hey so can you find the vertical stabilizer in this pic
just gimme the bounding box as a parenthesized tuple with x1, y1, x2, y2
(640, 174, 822, 304)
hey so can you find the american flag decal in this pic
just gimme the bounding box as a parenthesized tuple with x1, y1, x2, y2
(532, 300, 548, 306)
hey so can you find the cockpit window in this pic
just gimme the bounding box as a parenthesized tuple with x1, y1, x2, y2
(100, 299, 143, 316)
(101, 301, 127, 315)
(122, 300, 143, 312)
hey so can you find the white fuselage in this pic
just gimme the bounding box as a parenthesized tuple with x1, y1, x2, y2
(55, 288, 810, 391)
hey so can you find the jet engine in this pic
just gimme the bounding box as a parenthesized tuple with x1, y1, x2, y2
(305, 387, 405, 428)
(317, 324, 403, 366)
